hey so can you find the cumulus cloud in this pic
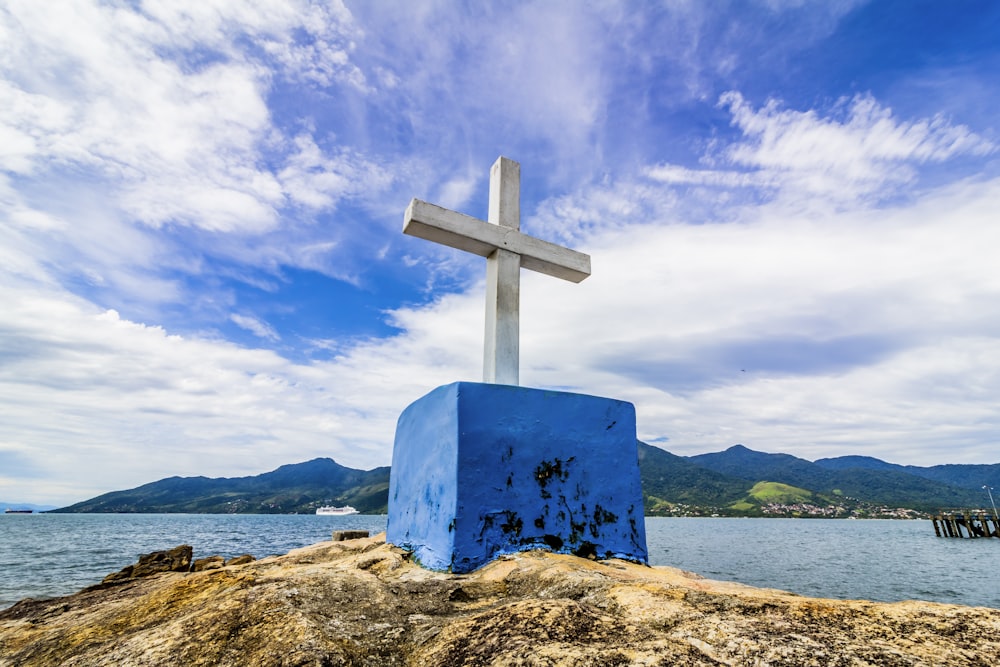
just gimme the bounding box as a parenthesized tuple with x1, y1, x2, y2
(4, 3, 271, 229)
(0, 0, 391, 293)
(0, 285, 419, 503)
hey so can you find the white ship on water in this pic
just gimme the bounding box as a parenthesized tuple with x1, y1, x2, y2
(315, 505, 359, 516)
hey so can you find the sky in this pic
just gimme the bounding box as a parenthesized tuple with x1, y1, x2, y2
(2, 1, 1000, 505)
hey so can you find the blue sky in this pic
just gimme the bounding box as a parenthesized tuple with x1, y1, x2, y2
(2, 1, 1000, 505)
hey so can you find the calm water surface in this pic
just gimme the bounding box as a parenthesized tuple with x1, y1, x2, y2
(2, 515, 998, 610)
(645, 517, 1000, 608)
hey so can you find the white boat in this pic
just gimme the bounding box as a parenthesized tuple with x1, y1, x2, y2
(315, 505, 359, 516)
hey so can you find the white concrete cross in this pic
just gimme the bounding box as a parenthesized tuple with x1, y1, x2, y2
(403, 156, 591, 386)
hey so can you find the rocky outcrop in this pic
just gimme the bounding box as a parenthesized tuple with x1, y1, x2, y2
(191, 555, 225, 572)
(332, 530, 371, 542)
(225, 554, 255, 567)
(100, 544, 193, 583)
(99, 546, 257, 581)
(2, 534, 998, 666)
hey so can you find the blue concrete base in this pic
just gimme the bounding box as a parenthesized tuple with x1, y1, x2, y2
(386, 382, 648, 573)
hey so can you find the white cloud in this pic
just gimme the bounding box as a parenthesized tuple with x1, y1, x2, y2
(600, 94, 999, 234)
(644, 164, 775, 189)
(718, 92, 996, 204)
(0, 0, 388, 255)
(278, 134, 393, 211)
(0, 286, 420, 504)
(0, 0, 406, 341)
(529, 180, 679, 247)
(136, 0, 363, 86)
(346, 2, 615, 180)
(435, 171, 480, 212)
(230, 313, 280, 341)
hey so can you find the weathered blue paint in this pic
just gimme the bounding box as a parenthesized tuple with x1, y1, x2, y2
(386, 382, 648, 573)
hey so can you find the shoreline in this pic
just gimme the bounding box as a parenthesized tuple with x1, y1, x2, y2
(4, 515, 999, 611)
(3, 534, 1000, 665)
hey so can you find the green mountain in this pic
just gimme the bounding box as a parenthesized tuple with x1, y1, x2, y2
(815, 455, 1000, 491)
(56, 446, 742, 516)
(690, 445, 827, 486)
(812, 455, 900, 472)
(690, 445, 987, 511)
(637, 442, 747, 512)
(51, 458, 390, 514)
(50, 443, 996, 516)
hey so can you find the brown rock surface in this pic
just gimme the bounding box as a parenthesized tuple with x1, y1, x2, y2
(100, 544, 194, 583)
(1, 534, 998, 666)
(225, 554, 256, 567)
(191, 555, 225, 572)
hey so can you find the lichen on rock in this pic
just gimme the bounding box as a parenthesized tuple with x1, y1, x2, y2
(1, 534, 998, 666)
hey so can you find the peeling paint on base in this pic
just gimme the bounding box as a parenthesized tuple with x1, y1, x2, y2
(386, 382, 648, 573)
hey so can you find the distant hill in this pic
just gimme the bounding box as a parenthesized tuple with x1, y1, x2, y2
(816, 455, 1000, 491)
(692, 445, 989, 510)
(51, 458, 390, 514)
(59, 447, 738, 516)
(50, 444, 998, 516)
(637, 442, 747, 512)
(812, 455, 900, 472)
(689, 445, 821, 486)
(904, 463, 1000, 490)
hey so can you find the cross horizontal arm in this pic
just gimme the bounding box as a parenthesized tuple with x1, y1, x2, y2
(404, 199, 591, 283)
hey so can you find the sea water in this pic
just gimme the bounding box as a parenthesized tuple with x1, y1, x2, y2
(645, 517, 1000, 608)
(2, 514, 998, 610)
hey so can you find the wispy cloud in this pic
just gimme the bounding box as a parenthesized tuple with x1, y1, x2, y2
(719, 92, 996, 204)
(345, 2, 618, 185)
(230, 313, 280, 341)
(641, 93, 998, 214)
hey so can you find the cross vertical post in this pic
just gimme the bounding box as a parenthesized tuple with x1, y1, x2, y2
(402, 156, 591, 386)
(485, 157, 520, 385)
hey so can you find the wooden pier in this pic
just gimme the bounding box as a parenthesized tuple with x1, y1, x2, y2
(931, 511, 1000, 539)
